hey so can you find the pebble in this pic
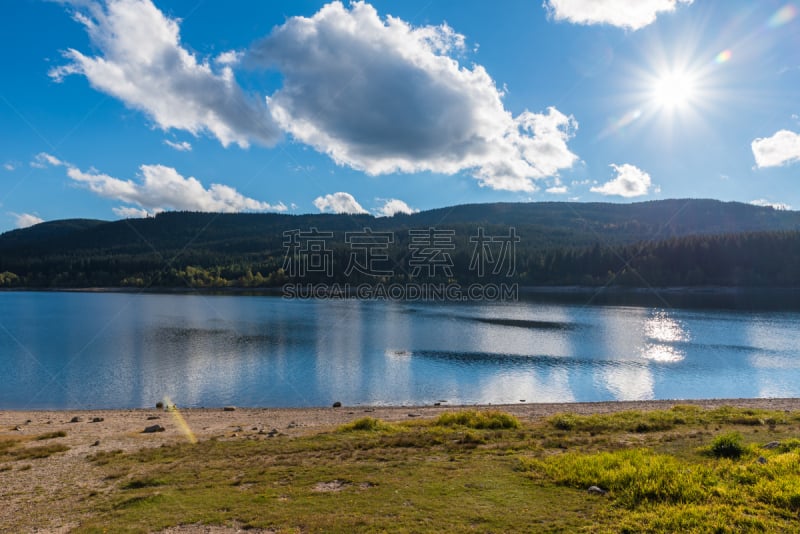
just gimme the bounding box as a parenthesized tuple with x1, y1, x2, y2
(142, 424, 165, 433)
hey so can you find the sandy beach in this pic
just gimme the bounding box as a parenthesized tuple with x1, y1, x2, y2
(3, 398, 800, 533)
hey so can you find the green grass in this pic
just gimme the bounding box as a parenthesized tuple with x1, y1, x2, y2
(35, 430, 67, 440)
(434, 409, 521, 429)
(17, 406, 800, 533)
(706, 432, 747, 459)
(337, 416, 397, 432)
(0, 436, 70, 462)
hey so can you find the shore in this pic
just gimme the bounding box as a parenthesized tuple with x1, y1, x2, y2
(5, 398, 800, 448)
(3, 398, 800, 533)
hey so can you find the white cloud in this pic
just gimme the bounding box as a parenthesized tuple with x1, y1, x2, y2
(30, 152, 64, 168)
(591, 163, 652, 197)
(545, 178, 568, 194)
(12, 213, 44, 229)
(63, 163, 286, 215)
(214, 50, 242, 66)
(544, 0, 693, 30)
(545, 185, 568, 194)
(249, 1, 578, 192)
(313, 192, 368, 214)
(375, 198, 418, 217)
(750, 199, 792, 211)
(164, 139, 192, 152)
(50, 0, 280, 148)
(113, 206, 151, 218)
(751, 130, 800, 168)
(3, 162, 16, 171)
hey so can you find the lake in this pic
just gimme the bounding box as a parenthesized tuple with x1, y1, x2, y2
(1, 291, 799, 409)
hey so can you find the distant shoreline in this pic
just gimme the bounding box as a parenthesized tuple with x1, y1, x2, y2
(3, 285, 800, 312)
(3, 397, 800, 419)
(2, 285, 799, 295)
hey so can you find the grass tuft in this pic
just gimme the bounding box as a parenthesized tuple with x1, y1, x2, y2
(776, 438, 800, 453)
(121, 477, 167, 490)
(435, 410, 521, 429)
(707, 432, 746, 459)
(35, 430, 67, 440)
(337, 417, 395, 432)
(2, 443, 70, 461)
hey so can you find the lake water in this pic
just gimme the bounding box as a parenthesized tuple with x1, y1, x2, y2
(1, 291, 799, 409)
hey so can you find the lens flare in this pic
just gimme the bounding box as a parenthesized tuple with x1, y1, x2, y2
(714, 49, 732, 64)
(768, 4, 797, 27)
(163, 396, 197, 444)
(597, 108, 642, 139)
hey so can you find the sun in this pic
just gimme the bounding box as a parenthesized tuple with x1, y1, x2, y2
(651, 69, 697, 111)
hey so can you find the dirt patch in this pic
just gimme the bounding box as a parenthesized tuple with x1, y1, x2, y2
(313, 479, 351, 492)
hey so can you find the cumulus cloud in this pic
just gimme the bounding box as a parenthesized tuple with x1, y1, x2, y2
(30, 152, 64, 168)
(31, 151, 285, 215)
(12, 213, 44, 229)
(249, 1, 578, 191)
(50, 0, 280, 148)
(164, 139, 192, 152)
(590, 163, 652, 197)
(313, 192, 368, 214)
(113, 206, 151, 218)
(751, 130, 800, 168)
(67, 164, 287, 215)
(375, 198, 418, 217)
(750, 199, 792, 211)
(544, 0, 693, 30)
(214, 50, 242, 66)
(545, 185, 568, 194)
(3, 162, 16, 171)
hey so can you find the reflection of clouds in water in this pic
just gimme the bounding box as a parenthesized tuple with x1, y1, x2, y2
(747, 318, 800, 398)
(640, 311, 689, 363)
(750, 353, 800, 369)
(315, 302, 364, 397)
(594, 306, 655, 400)
(471, 304, 575, 358)
(380, 349, 413, 402)
(479, 368, 575, 404)
(600, 365, 654, 401)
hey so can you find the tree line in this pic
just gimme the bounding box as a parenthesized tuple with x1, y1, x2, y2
(1, 229, 798, 289)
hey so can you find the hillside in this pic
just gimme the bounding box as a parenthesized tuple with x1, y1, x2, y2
(0, 199, 799, 288)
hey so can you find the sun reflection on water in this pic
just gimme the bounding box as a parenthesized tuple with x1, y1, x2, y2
(640, 311, 690, 363)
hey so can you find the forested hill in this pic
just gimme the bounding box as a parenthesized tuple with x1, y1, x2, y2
(2, 199, 799, 254)
(0, 199, 799, 288)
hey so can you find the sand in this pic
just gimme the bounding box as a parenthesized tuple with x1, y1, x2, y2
(2, 398, 800, 533)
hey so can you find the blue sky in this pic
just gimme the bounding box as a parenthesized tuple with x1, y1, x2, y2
(1, 0, 799, 232)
